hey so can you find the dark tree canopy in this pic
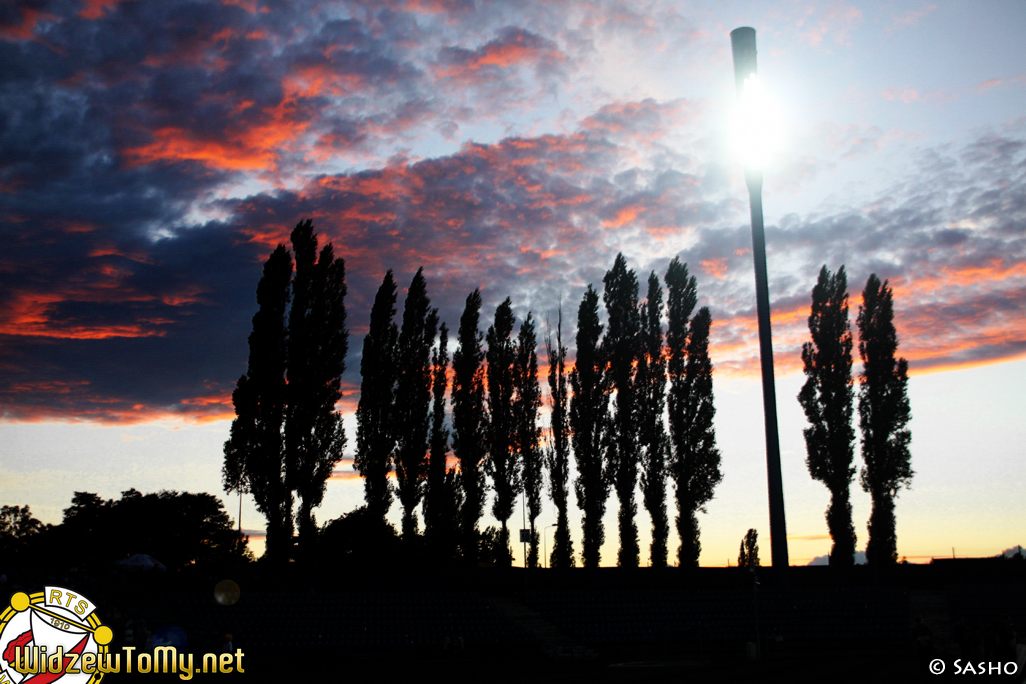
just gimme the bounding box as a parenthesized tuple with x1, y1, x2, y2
(319, 505, 401, 570)
(0, 505, 48, 557)
(857, 274, 913, 566)
(285, 220, 348, 552)
(570, 285, 609, 568)
(485, 297, 519, 566)
(603, 253, 642, 567)
(666, 258, 721, 567)
(477, 526, 504, 567)
(638, 271, 669, 568)
(393, 268, 439, 540)
(355, 270, 399, 520)
(453, 289, 488, 565)
(546, 303, 575, 568)
(515, 313, 544, 568)
(223, 243, 293, 561)
(798, 265, 856, 566)
(39, 490, 251, 570)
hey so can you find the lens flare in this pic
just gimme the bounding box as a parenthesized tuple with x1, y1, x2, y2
(730, 74, 784, 171)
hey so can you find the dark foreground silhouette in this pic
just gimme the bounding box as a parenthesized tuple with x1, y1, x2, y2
(3, 556, 1023, 683)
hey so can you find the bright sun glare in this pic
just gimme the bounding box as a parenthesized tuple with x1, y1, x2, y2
(730, 74, 784, 171)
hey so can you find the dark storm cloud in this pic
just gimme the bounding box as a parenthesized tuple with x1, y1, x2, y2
(0, 220, 268, 422)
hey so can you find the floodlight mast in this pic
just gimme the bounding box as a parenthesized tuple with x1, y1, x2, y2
(730, 26, 790, 582)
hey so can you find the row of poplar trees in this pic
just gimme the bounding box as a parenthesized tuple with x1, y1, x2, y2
(355, 251, 723, 568)
(799, 265, 912, 567)
(223, 220, 723, 567)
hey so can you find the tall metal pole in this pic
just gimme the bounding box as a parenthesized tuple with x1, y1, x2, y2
(730, 27, 789, 581)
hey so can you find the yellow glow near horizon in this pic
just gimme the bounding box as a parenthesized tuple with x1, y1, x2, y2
(731, 73, 784, 171)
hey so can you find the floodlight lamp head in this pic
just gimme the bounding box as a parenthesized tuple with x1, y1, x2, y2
(729, 27, 781, 174)
(730, 27, 757, 100)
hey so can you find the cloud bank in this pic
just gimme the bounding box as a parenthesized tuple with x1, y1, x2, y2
(1, 0, 1023, 424)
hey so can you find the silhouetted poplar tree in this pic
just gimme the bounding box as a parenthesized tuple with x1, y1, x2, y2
(515, 313, 543, 568)
(486, 297, 520, 566)
(355, 271, 399, 521)
(570, 285, 609, 568)
(798, 265, 857, 566)
(425, 323, 462, 561)
(666, 258, 722, 567)
(857, 274, 912, 566)
(546, 303, 575, 568)
(603, 253, 642, 567)
(223, 246, 293, 561)
(225, 222, 348, 562)
(285, 220, 348, 554)
(453, 289, 488, 565)
(738, 528, 760, 568)
(638, 271, 669, 568)
(394, 268, 439, 540)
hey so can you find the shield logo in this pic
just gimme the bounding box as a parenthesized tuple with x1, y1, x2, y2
(0, 588, 112, 683)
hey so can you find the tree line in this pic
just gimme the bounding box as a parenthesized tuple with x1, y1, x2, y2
(222, 220, 912, 569)
(223, 222, 723, 568)
(0, 491, 250, 571)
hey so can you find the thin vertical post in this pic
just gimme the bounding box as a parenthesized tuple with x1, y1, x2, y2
(731, 26, 790, 582)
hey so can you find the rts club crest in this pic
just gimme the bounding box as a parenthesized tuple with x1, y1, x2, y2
(0, 587, 113, 683)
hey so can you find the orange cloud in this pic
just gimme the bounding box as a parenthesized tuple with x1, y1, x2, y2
(700, 258, 728, 280)
(709, 299, 820, 379)
(124, 52, 378, 173)
(602, 206, 642, 228)
(7, 380, 91, 396)
(283, 63, 371, 100)
(180, 391, 233, 408)
(1, 380, 361, 427)
(160, 286, 209, 307)
(477, 38, 557, 69)
(905, 351, 1026, 377)
(0, 287, 168, 339)
(1, 394, 236, 425)
(124, 123, 291, 172)
(434, 29, 566, 85)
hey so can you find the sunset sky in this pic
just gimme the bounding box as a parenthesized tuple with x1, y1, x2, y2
(1, 0, 1023, 567)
